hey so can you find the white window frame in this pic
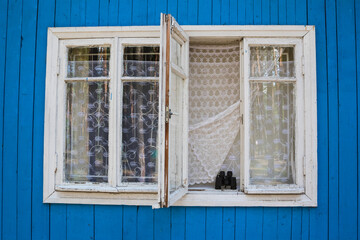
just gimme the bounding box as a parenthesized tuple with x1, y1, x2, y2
(242, 38, 305, 194)
(43, 25, 317, 207)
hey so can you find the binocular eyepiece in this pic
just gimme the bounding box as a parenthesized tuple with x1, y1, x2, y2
(215, 171, 237, 190)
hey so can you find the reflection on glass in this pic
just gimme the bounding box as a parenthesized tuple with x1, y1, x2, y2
(169, 73, 183, 193)
(171, 38, 182, 67)
(122, 82, 159, 183)
(65, 81, 109, 183)
(123, 46, 160, 77)
(249, 82, 295, 185)
(250, 46, 295, 78)
(67, 47, 110, 78)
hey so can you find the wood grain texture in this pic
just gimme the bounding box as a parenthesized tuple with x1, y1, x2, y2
(0, 0, 358, 239)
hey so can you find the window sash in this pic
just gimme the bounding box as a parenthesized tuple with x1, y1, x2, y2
(242, 38, 305, 194)
(56, 38, 117, 191)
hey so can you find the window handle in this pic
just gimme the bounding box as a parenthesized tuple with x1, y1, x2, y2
(165, 106, 179, 123)
(169, 109, 178, 116)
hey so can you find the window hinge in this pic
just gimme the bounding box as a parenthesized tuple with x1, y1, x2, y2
(165, 106, 177, 123)
(165, 106, 170, 123)
(240, 114, 243, 125)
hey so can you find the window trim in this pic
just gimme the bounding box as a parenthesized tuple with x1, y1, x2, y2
(43, 25, 317, 207)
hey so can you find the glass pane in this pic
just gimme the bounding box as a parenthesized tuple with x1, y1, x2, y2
(123, 46, 160, 77)
(249, 82, 296, 185)
(122, 82, 159, 183)
(65, 81, 109, 183)
(171, 38, 182, 67)
(67, 46, 110, 78)
(169, 73, 183, 193)
(250, 46, 295, 78)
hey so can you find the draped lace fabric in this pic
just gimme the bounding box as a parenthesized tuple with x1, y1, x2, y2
(188, 44, 241, 185)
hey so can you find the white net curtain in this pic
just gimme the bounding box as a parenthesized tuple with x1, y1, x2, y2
(188, 44, 241, 185)
(188, 44, 296, 187)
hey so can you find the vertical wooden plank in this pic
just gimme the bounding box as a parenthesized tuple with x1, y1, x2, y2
(2, 0, 23, 238)
(86, 0, 100, 26)
(50, 205, 67, 240)
(168, 0, 178, 19)
(291, 208, 302, 240)
(17, 0, 38, 237)
(0, 0, 7, 237)
(295, 0, 306, 24)
(147, 0, 157, 25)
(109, 0, 120, 26)
(336, 0, 359, 233)
(213, 0, 221, 24)
(223, 207, 235, 239)
(205, 207, 222, 240)
(269, 0, 279, 24)
(170, 207, 186, 240)
(31, 0, 55, 239)
(123, 206, 137, 240)
(278, 0, 286, 24)
(229, 0, 237, 24)
(221, 0, 230, 24)
(154, 0, 167, 25)
(67, 205, 94, 240)
(70, 0, 86, 26)
(95, 206, 123, 239)
(326, 0, 339, 239)
(198, 0, 211, 25)
(237, 0, 246, 24)
(301, 209, 310, 240)
(99, 0, 110, 26)
(187, 0, 198, 24)
(132, 0, 148, 25)
(277, 208, 292, 240)
(254, 0, 261, 24)
(154, 208, 171, 240)
(261, 0, 270, 24)
(356, 0, 360, 238)
(137, 206, 154, 240)
(185, 208, 205, 240)
(286, 0, 296, 24)
(309, 0, 329, 238)
(245, 0, 254, 24)
(94, 206, 123, 240)
(55, 0, 71, 27)
(245, 208, 263, 240)
(177, 0, 188, 24)
(235, 208, 246, 240)
(262, 208, 277, 240)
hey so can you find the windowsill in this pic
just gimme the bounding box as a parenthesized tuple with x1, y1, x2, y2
(46, 188, 316, 207)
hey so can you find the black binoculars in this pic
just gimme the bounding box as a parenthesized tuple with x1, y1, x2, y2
(215, 171, 237, 190)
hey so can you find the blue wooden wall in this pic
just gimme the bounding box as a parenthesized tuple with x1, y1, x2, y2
(0, 0, 358, 239)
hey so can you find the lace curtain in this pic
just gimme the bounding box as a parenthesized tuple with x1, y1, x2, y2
(249, 46, 296, 186)
(188, 44, 241, 185)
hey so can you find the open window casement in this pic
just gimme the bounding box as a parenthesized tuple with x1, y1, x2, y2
(158, 14, 189, 208)
(242, 38, 305, 194)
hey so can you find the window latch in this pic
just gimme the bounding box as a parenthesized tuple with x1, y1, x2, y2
(165, 106, 178, 123)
